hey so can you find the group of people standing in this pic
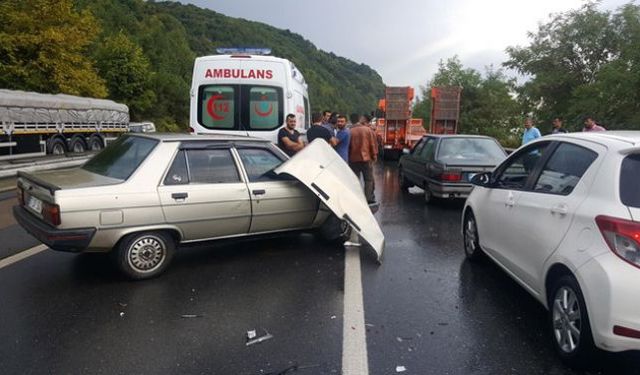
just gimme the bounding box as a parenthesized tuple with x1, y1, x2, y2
(277, 111, 378, 204)
(522, 115, 607, 145)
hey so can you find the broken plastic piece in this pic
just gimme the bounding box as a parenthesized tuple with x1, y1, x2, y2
(246, 329, 273, 346)
(247, 330, 257, 339)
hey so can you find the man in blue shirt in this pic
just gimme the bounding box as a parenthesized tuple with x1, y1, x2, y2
(334, 115, 350, 162)
(522, 117, 541, 144)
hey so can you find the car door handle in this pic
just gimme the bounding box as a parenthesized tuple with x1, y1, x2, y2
(171, 192, 188, 200)
(252, 189, 266, 196)
(551, 204, 569, 215)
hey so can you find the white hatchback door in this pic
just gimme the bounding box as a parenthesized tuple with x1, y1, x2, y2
(507, 141, 602, 291)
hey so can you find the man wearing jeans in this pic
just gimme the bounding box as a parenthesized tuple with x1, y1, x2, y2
(348, 115, 378, 204)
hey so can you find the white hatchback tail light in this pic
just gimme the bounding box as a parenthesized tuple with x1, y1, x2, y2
(596, 215, 640, 269)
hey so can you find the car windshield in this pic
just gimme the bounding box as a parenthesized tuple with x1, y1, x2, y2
(436, 137, 506, 165)
(620, 153, 640, 208)
(82, 135, 158, 180)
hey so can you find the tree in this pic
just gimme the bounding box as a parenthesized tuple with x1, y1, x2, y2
(0, 0, 107, 97)
(505, 2, 640, 130)
(94, 32, 156, 120)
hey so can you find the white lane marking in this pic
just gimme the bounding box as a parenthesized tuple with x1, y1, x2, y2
(0, 244, 48, 270)
(342, 246, 369, 375)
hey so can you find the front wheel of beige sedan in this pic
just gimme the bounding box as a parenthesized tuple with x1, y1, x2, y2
(115, 231, 175, 280)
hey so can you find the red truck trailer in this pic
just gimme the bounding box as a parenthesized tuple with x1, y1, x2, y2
(376, 87, 426, 159)
(430, 86, 461, 134)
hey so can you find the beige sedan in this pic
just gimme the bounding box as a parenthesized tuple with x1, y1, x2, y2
(14, 134, 384, 279)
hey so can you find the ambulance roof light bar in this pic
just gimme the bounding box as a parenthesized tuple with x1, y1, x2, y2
(216, 47, 272, 56)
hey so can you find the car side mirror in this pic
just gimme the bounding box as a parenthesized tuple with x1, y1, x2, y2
(470, 172, 492, 187)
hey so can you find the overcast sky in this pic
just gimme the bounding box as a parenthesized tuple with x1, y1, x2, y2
(184, 0, 630, 90)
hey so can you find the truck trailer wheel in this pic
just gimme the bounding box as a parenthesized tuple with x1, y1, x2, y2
(47, 137, 67, 155)
(88, 134, 104, 151)
(69, 136, 87, 153)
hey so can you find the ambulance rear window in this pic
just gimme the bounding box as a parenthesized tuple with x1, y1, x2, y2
(198, 84, 283, 131)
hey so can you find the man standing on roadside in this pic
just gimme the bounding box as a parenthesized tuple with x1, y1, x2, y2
(583, 116, 606, 132)
(307, 112, 336, 145)
(522, 117, 541, 145)
(551, 117, 568, 134)
(334, 115, 351, 162)
(321, 110, 333, 133)
(278, 114, 304, 157)
(349, 114, 378, 204)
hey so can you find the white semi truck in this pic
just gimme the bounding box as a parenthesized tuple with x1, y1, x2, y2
(0, 89, 129, 159)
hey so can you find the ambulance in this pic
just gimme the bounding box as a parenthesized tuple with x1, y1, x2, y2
(189, 48, 311, 143)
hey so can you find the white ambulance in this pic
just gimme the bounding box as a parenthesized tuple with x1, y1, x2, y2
(189, 48, 310, 143)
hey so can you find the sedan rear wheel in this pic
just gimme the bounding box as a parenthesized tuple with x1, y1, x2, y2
(423, 182, 433, 204)
(463, 212, 483, 261)
(116, 231, 175, 280)
(549, 275, 596, 368)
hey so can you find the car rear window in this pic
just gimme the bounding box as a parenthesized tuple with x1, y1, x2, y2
(82, 135, 157, 180)
(436, 138, 506, 165)
(620, 154, 640, 208)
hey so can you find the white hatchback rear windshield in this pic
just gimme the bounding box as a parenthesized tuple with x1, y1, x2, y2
(620, 154, 640, 208)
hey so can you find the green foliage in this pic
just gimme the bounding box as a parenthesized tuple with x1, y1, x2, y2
(505, 2, 640, 130)
(94, 32, 156, 120)
(0, 0, 107, 97)
(413, 57, 522, 147)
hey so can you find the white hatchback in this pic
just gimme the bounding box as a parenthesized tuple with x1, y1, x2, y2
(462, 131, 640, 367)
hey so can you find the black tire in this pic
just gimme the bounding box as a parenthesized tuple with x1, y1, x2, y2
(463, 211, 483, 261)
(318, 214, 352, 244)
(69, 136, 87, 153)
(423, 182, 434, 204)
(88, 135, 104, 151)
(398, 168, 412, 191)
(115, 231, 175, 280)
(548, 275, 597, 369)
(47, 137, 67, 155)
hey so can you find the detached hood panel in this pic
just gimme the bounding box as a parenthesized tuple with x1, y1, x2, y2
(275, 140, 384, 260)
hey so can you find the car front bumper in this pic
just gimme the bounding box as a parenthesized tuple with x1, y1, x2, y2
(578, 251, 640, 352)
(13, 205, 96, 253)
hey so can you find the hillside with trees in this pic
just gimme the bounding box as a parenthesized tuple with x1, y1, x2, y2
(0, 0, 385, 131)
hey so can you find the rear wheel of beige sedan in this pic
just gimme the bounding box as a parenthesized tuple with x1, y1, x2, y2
(116, 231, 175, 280)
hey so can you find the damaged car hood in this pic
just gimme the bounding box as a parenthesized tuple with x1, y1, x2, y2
(275, 140, 384, 260)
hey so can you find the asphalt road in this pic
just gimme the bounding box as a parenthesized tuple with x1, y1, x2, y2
(0, 162, 638, 374)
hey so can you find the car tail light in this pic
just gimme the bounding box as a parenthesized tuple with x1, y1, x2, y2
(42, 202, 61, 226)
(595, 215, 640, 269)
(17, 186, 24, 205)
(438, 172, 462, 182)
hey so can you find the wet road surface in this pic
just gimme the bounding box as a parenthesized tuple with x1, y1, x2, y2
(0, 162, 639, 374)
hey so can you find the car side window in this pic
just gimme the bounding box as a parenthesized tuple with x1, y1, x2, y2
(237, 148, 290, 182)
(419, 138, 436, 160)
(494, 142, 550, 190)
(533, 142, 597, 195)
(412, 139, 426, 155)
(186, 149, 240, 184)
(164, 150, 189, 185)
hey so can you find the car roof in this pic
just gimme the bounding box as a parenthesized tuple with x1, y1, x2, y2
(129, 132, 271, 143)
(547, 131, 640, 146)
(422, 134, 498, 140)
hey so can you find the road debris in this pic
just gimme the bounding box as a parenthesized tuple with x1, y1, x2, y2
(396, 365, 407, 372)
(247, 330, 257, 339)
(180, 314, 202, 319)
(119, 312, 125, 318)
(263, 363, 320, 374)
(246, 329, 273, 346)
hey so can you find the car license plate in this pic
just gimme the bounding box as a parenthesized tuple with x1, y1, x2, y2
(27, 195, 43, 214)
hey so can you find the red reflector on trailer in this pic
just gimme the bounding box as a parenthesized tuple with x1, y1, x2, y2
(613, 325, 640, 339)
